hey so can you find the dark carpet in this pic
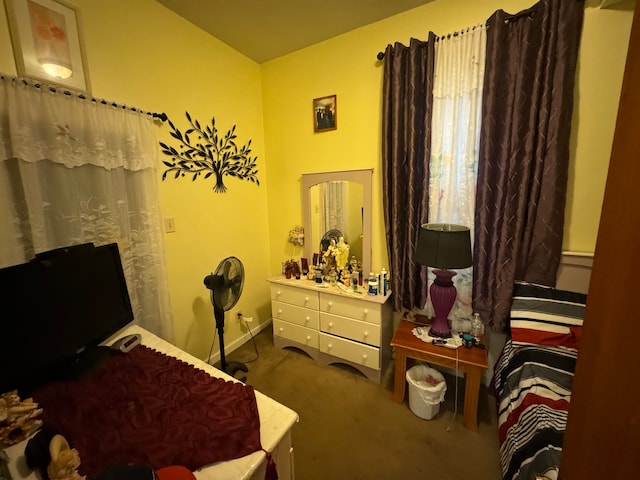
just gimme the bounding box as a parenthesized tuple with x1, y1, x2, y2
(227, 324, 502, 480)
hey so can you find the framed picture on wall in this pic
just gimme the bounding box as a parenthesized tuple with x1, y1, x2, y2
(5, 0, 91, 92)
(313, 94, 337, 132)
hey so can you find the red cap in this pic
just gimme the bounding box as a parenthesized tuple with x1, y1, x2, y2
(155, 466, 196, 480)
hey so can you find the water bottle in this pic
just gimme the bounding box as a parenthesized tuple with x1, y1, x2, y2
(471, 312, 484, 342)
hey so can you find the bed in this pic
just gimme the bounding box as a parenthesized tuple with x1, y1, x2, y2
(4, 324, 299, 480)
(493, 280, 587, 480)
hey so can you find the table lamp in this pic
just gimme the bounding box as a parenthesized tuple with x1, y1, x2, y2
(414, 223, 472, 338)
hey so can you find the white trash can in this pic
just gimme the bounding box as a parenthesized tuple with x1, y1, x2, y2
(406, 364, 446, 420)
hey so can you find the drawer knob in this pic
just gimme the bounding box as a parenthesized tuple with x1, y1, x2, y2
(363, 308, 368, 315)
(304, 296, 309, 302)
(363, 331, 369, 337)
(279, 327, 284, 333)
(328, 301, 333, 307)
(305, 316, 310, 323)
(277, 309, 283, 316)
(327, 343, 333, 349)
(362, 354, 368, 360)
(306, 335, 311, 341)
(276, 290, 281, 296)
(328, 322, 334, 328)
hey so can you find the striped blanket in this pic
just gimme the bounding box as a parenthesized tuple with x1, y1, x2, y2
(494, 281, 585, 480)
(494, 340, 577, 480)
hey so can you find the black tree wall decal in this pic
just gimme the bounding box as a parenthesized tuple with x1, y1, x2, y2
(160, 112, 259, 193)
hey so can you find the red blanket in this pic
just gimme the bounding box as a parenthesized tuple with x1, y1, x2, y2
(32, 345, 262, 479)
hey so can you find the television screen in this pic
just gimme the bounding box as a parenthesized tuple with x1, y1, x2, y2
(0, 243, 134, 395)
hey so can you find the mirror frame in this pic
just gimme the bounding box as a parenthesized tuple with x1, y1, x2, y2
(302, 168, 373, 277)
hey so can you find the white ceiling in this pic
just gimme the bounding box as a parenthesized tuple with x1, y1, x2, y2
(155, 0, 434, 63)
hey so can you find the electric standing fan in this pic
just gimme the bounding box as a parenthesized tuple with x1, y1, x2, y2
(203, 256, 248, 380)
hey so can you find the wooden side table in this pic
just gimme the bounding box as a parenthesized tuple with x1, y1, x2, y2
(390, 319, 488, 431)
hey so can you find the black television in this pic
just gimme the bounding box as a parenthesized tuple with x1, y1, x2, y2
(0, 243, 134, 395)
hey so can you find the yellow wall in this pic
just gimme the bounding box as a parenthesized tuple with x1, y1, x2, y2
(0, 0, 634, 360)
(263, 0, 634, 274)
(78, 0, 272, 361)
(566, 4, 634, 251)
(0, 2, 14, 72)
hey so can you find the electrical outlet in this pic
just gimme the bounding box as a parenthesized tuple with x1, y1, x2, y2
(164, 217, 176, 233)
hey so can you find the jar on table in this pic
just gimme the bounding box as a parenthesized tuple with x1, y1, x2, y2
(368, 272, 378, 295)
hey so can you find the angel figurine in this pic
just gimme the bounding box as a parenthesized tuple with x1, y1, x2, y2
(335, 237, 350, 271)
(323, 238, 338, 273)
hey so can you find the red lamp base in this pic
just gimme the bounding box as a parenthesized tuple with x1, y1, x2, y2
(428, 269, 458, 338)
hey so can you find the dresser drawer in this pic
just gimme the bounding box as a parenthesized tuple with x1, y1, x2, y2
(319, 312, 381, 347)
(319, 333, 380, 369)
(273, 319, 319, 348)
(271, 284, 319, 309)
(319, 294, 382, 324)
(272, 300, 319, 329)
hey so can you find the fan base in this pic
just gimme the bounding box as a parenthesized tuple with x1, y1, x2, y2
(224, 360, 248, 382)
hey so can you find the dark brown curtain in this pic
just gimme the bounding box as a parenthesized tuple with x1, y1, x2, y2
(382, 34, 436, 311)
(473, 0, 584, 332)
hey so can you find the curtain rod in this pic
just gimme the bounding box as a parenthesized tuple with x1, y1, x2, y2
(375, 27, 473, 61)
(376, 5, 539, 61)
(0, 73, 167, 122)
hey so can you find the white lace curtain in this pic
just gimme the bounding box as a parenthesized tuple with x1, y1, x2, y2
(0, 75, 174, 341)
(319, 181, 348, 241)
(426, 26, 486, 320)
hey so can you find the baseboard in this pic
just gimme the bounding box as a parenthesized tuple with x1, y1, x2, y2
(206, 318, 272, 365)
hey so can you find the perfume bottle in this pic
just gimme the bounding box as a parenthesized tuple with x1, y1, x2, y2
(351, 268, 359, 292)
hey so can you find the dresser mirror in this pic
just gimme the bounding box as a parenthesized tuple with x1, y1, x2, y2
(301, 169, 372, 277)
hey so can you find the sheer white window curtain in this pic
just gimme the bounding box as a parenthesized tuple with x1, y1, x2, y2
(319, 180, 348, 239)
(426, 26, 486, 320)
(0, 76, 174, 340)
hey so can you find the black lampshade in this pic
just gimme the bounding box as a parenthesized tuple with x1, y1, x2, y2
(414, 223, 472, 269)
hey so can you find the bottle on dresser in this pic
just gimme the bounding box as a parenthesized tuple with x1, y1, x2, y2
(380, 268, 388, 295)
(351, 268, 359, 292)
(368, 272, 378, 295)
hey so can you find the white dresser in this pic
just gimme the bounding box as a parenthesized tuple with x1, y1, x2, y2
(268, 276, 392, 383)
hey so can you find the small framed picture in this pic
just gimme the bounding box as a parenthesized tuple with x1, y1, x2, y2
(313, 94, 337, 132)
(5, 0, 91, 92)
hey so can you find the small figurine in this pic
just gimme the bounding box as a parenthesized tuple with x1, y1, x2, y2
(323, 238, 337, 274)
(47, 435, 86, 480)
(308, 264, 316, 280)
